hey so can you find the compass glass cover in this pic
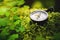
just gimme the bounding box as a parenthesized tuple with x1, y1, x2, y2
(30, 10, 48, 21)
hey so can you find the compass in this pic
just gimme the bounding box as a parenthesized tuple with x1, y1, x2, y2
(30, 10, 48, 21)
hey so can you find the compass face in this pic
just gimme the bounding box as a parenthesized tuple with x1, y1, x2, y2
(30, 10, 48, 21)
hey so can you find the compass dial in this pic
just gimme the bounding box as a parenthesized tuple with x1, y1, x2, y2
(30, 10, 48, 21)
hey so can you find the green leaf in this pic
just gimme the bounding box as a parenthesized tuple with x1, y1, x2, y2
(10, 7, 17, 14)
(14, 20, 21, 25)
(16, 0, 25, 6)
(54, 33, 60, 40)
(0, 7, 9, 15)
(23, 5, 30, 10)
(19, 26, 25, 32)
(0, 28, 9, 37)
(5, 0, 25, 7)
(5, 11, 10, 17)
(5, 1, 17, 7)
(8, 34, 18, 40)
(0, 18, 9, 26)
(0, 0, 3, 2)
(13, 15, 19, 20)
(32, 1, 43, 8)
(9, 25, 15, 30)
(36, 35, 45, 40)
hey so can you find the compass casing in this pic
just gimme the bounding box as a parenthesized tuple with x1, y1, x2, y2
(30, 10, 48, 21)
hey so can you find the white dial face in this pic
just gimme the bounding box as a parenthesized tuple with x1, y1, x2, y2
(30, 10, 48, 21)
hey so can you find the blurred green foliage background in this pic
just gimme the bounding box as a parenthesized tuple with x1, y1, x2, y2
(0, 0, 60, 40)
